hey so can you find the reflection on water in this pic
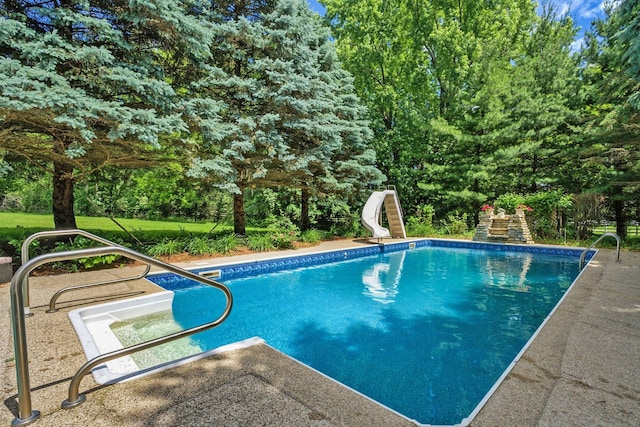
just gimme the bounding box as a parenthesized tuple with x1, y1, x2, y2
(361, 251, 406, 304)
(159, 246, 578, 425)
(483, 253, 533, 292)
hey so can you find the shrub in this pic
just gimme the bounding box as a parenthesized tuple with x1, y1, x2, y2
(300, 229, 323, 243)
(494, 193, 525, 214)
(45, 236, 123, 270)
(406, 204, 436, 237)
(185, 236, 214, 256)
(247, 234, 276, 252)
(147, 239, 185, 257)
(267, 216, 300, 249)
(439, 213, 469, 235)
(328, 213, 366, 238)
(272, 230, 298, 249)
(213, 234, 242, 254)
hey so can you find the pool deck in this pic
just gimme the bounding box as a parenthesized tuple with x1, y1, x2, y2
(1, 239, 638, 426)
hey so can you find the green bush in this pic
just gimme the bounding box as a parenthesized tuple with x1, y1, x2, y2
(185, 236, 214, 256)
(247, 234, 276, 252)
(272, 230, 298, 249)
(213, 234, 242, 254)
(267, 216, 300, 249)
(440, 213, 469, 235)
(45, 236, 123, 270)
(300, 229, 323, 243)
(147, 239, 185, 256)
(494, 193, 525, 214)
(406, 204, 436, 237)
(328, 212, 366, 238)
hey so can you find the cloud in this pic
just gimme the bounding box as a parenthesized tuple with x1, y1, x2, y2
(570, 37, 586, 54)
(544, 0, 605, 33)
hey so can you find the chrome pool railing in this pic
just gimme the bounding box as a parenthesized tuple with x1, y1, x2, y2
(10, 244, 233, 427)
(20, 229, 151, 315)
(579, 232, 621, 270)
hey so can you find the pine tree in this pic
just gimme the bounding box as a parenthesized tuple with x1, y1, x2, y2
(0, 0, 213, 229)
(187, 0, 381, 233)
(579, 0, 640, 238)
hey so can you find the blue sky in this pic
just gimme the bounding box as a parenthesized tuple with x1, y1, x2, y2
(306, 0, 607, 50)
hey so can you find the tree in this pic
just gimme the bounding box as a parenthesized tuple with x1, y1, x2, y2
(323, 0, 433, 211)
(485, 6, 581, 195)
(187, 0, 381, 234)
(325, 0, 554, 218)
(0, 0, 212, 229)
(579, 0, 640, 239)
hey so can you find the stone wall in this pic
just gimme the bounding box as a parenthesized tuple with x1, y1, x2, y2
(473, 208, 534, 244)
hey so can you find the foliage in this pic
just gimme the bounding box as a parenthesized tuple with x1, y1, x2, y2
(3, 0, 639, 245)
(572, 192, 606, 240)
(247, 234, 277, 252)
(579, 0, 640, 238)
(300, 229, 323, 244)
(494, 194, 526, 214)
(212, 234, 242, 254)
(0, 0, 215, 228)
(186, 0, 383, 234)
(147, 239, 186, 257)
(439, 213, 469, 236)
(324, 0, 590, 224)
(406, 205, 436, 237)
(267, 216, 300, 249)
(48, 237, 121, 271)
(185, 237, 215, 256)
(328, 212, 366, 238)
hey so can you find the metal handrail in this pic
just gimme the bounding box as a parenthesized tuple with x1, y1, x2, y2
(579, 232, 621, 269)
(10, 245, 233, 426)
(20, 229, 151, 314)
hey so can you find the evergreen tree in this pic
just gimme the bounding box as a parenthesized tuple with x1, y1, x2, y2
(579, 0, 640, 238)
(485, 6, 581, 195)
(0, 0, 213, 229)
(188, 0, 381, 233)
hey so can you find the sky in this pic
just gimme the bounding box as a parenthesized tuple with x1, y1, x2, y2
(306, 0, 609, 50)
(551, 0, 607, 49)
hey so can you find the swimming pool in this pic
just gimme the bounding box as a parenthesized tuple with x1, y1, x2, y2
(70, 239, 591, 426)
(146, 240, 585, 425)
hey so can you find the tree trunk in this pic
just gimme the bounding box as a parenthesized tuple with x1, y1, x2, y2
(301, 188, 310, 231)
(613, 199, 627, 239)
(233, 185, 246, 236)
(52, 160, 78, 230)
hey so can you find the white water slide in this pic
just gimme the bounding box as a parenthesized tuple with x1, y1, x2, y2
(361, 189, 406, 240)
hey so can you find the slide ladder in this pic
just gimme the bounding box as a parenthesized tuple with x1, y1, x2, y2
(361, 188, 406, 240)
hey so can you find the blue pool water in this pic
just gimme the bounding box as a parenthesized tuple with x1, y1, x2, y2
(149, 244, 581, 425)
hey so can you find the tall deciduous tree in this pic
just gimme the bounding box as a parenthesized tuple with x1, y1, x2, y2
(0, 0, 212, 229)
(324, 0, 549, 217)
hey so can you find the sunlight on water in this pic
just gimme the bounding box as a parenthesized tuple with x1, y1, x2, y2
(109, 310, 201, 369)
(147, 246, 579, 425)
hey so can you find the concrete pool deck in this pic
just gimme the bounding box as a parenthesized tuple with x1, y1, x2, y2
(1, 239, 638, 426)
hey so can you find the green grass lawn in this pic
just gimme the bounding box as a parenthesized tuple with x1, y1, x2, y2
(0, 212, 250, 246)
(0, 211, 227, 233)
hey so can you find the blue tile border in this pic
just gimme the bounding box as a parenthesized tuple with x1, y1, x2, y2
(149, 238, 595, 290)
